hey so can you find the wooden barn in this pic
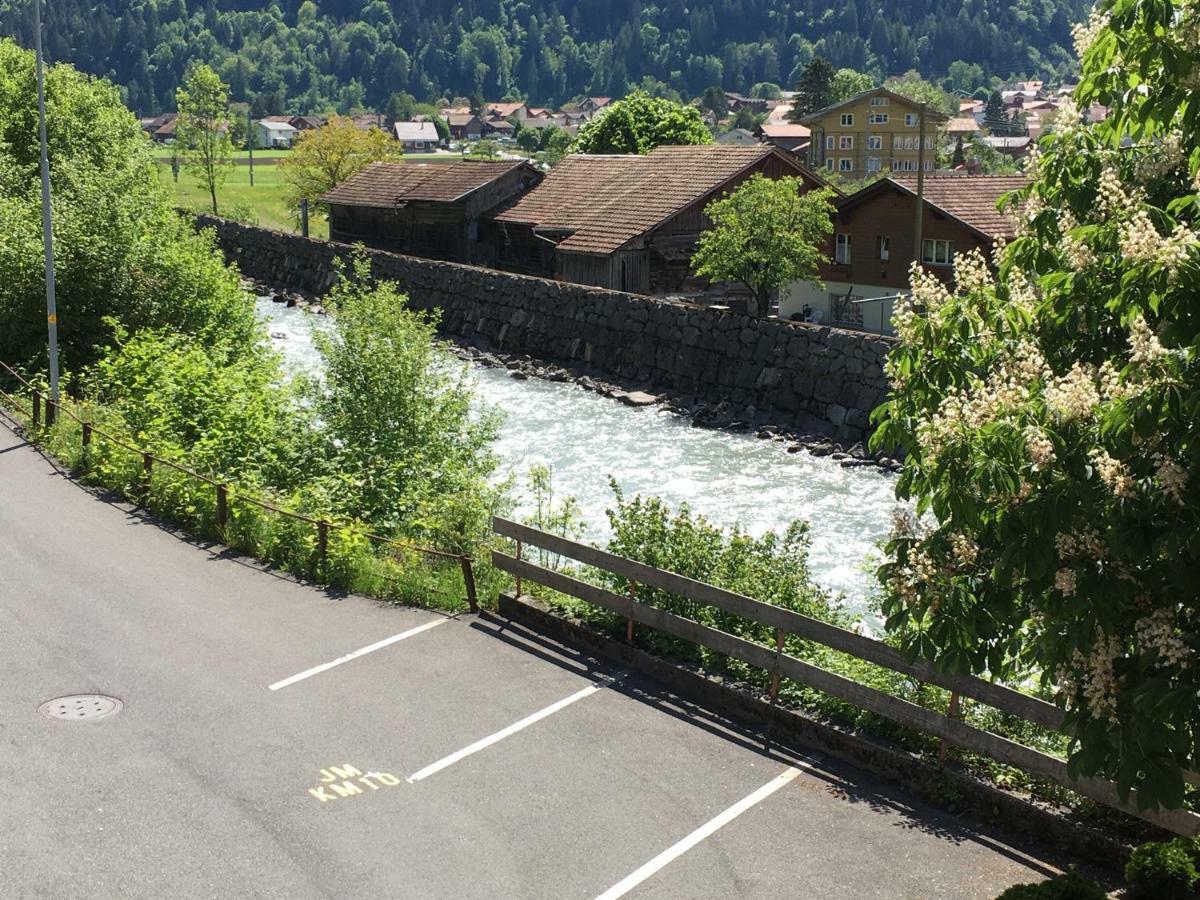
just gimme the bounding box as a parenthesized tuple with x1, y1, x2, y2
(484, 144, 829, 294)
(321, 160, 543, 264)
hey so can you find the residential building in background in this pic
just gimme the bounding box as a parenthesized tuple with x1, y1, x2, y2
(256, 118, 298, 148)
(800, 87, 948, 178)
(393, 121, 443, 152)
(781, 174, 1026, 332)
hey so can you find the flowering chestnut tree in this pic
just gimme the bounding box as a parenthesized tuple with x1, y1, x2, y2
(872, 0, 1199, 810)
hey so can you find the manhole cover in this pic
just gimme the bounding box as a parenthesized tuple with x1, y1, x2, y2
(38, 694, 123, 721)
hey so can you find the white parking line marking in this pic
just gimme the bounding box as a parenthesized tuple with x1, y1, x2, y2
(268, 619, 448, 691)
(407, 682, 603, 783)
(593, 765, 805, 900)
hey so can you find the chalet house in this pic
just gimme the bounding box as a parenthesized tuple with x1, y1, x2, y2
(446, 113, 484, 141)
(944, 117, 982, 140)
(485, 144, 829, 294)
(716, 128, 758, 145)
(256, 119, 298, 148)
(482, 119, 516, 138)
(781, 174, 1026, 332)
(724, 92, 769, 113)
(322, 160, 543, 264)
(800, 87, 949, 178)
(579, 97, 612, 116)
(393, 121, 443, 152)
(141, 113, 178, 143)
(485, 101, 528, 123)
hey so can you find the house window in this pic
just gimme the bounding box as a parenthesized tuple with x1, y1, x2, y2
(825, 135, 836, 150)
(924, 136, 935, 149)
(923, 159, 934, 171)
(825, 158, 835, 171)
(839, 135, 854, 149)
(839, 158, 853, 172)
(835, 233, 852, 265)
(905, 112, 919, 126)
(876, 235, 890, 260)
(922, 238, 954, 265)
(870, 96, 889, 107)
(867, 135, 882, 150)
(868, 113, 889, 125)
(866, 156, 881, 172)
(840, 113, 854, 126)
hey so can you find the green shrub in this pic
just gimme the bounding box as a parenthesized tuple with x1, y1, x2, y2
(1125, 838, 1200, 899)
(995, 871, 1107, 899)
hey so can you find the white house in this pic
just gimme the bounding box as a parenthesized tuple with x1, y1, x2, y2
(256, 119, 298, 149)
(393, 121, 442, 152)
(716, 128, 758, 145)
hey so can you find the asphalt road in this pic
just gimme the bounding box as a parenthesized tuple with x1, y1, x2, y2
(0, 418, 1072, 899)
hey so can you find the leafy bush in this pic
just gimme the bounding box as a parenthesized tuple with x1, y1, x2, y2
(995, 871, 1107, 900)
(1125, 838, 1200, 899)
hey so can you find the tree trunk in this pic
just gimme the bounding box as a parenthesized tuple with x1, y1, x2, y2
(209, 169, 218, 216)
(755, 289, 772, 318)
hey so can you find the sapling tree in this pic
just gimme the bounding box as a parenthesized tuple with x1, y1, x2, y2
(176, 64, 232, 215)
(692, 175, 835, 317)
(872, 0, 1200, 809)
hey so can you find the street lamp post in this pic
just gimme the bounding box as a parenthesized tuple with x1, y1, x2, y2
(33, 0, 60, 404)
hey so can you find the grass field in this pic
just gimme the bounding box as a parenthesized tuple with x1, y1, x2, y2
(160, 164, 328, 237)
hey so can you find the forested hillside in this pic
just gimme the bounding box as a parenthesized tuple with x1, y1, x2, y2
(0, 0, 1088, 115)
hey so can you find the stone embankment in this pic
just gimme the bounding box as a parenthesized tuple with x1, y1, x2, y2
(205, 216, 896, 462)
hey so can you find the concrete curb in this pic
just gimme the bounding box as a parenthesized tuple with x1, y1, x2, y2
(498, 590, 1139, 872)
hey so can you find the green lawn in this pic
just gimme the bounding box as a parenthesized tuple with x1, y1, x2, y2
(160, 164, 328, 238)
(154, 147, 293, 162)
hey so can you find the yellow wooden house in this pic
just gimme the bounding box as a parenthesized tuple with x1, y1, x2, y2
(799, 87, 949, 178)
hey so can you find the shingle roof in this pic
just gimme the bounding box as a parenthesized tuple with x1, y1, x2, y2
(492, 144, 825, 255)
(321, 160, 532, 207)
(446, 113, 480, 127)
(759, 123, 811, 138)
(887, 174, 1028, 239)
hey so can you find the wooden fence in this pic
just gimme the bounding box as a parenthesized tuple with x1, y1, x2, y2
(491, 516, 1200, 837)
(0, 362, 477, 611)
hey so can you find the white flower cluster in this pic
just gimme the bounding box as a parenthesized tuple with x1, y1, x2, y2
(1054, 567, 1078, 597)
(890, 296, 920, 345)
(1135, 607, 1191, 669)
(1120, 210, 1197, 275)
(1155, 454, 1188, 505)
(1134, 132, 1186, 183)
(949, 532, 979, 568)
(1127, 314, 1168, 365)
(1090, 448, 1137, 499)
(1045, 362, 1101, 421)
(1024, 425, 1057, 471)
(890, 544, 937, 607)
(1096, 166, 1132, 216)
(1071, 8, 1110, 58)
(890, 507, 918, 539)
(909, 262, 953, 312)
(1075, 630, 1123, 722)
(1005, 270, 1039, 318)
(1058, 209, 1096, 270)
(953, 248, 993, 295)
(1055, 528, 1107, 561)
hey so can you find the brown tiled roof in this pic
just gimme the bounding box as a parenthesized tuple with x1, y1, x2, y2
(487, 102, 527, 118)
(944, 117, 982, 134)
(887, 174, 1028, 239)
(446, 113, 480, 127)
(492, 144, 825, 255)
(321, 160, 532, 207)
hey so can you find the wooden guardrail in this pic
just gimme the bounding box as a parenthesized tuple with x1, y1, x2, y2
(491, 516, 1200, 837)
(0, 361, 477, 611)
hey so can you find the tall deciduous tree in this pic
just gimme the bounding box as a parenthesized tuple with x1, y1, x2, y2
(279, 116, 402, 219)
(788, 57, 835, 121)
(572, 91, 712, 154)
(692, 175, 834, 317)
(873, 0, 1200, 810)
(176, 64, 233, 215)
(831, 68, 874, 104)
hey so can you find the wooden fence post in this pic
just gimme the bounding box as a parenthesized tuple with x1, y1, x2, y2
(81, 422, 91, 448)
(460, 556, 478, 613)
(45, 398, 56, 427)
(317, 520, 329, 576)
(939, 691, 962, 763)
(627, 581, 637, 643)
(31, 390, 41, 428)
(141, 452, 153, 501)
(514, 539, 523, 596)
(216, 484, 229, 533)
(769, 628, 786, 707)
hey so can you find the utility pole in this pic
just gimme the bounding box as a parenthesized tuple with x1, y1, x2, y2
(34, 0, 60, 404)
(912, 101, 927, 272)
(247, 109, 254, 187)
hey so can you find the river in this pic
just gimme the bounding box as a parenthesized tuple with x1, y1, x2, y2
(258, 299, 898, 609)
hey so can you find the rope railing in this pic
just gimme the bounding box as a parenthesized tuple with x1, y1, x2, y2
(0, 360, 478, 612)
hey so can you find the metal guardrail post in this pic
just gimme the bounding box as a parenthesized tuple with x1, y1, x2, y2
(460, 556, 478, 613)
(216, 484, 229, 533)
(32, 390, 41, 428)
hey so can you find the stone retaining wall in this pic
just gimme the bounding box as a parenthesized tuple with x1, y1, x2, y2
(197, 216, 894, 441)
